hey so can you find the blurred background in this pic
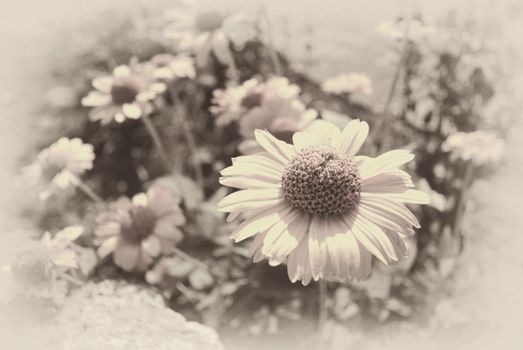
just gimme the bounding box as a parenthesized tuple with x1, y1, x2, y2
(0, 0, 522, 349)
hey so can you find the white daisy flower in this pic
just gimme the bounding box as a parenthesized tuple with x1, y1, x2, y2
(150, 53, 196, 81)
(442, 130, 505, 166)
(375, 19, 435, 42)
(164, 1, 255, 66)
(39, 226, 84, 269)
(82, 63, 166, 125)
(25, 137, 95, 200)
(322, 73, 373, 95)
(218, 120, 429, 285)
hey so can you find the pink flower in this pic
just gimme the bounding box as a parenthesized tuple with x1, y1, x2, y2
(95, 185, 185, 272)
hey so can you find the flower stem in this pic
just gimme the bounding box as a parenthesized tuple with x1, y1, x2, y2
(453, 161, 475, 251)
(318, 279, 328, 333)
(170, 92, 205, 189)
(141, 113, 172, 173)
(172, 246, 213, 274)
(226, 50, 240, 83)
(72, 175, 105, 206)
(375, 18, 412, 151)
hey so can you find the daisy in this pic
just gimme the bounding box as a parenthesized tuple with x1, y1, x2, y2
(39, 226, 84, 269)
(149, 53, 196, 81)
(375, 19, 435, 42)
(94, 184, 186, 272)
(163, 1, 255, 66)
(211, 77, 317, 153)
(25, 137, 95, 200)
(218, 120, 429, 284)
(442, 131, 505, 166)
(82, 63, 166, 125)
(322, 73, 373, 96)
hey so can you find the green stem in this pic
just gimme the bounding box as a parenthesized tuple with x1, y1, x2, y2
(141, 113, 172, 173)
(72, 175, 105, 206)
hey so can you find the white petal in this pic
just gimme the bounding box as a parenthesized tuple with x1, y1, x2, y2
(324, 216, 359, 279)
(359, 150, 415, 179)
(113, 65, 131, 77)
(362, 189, 430, 204)
(219, 175, 281, 189)
(287, 236, 313, 285)
(122, 103, 142, 119)
(113, 241, 140, 271)
(142, 235, 161, 257)
(261, 209, 301, 262)
(359, 194, 421, 227)
(97, 236, 119, 258)
(293, 120, 341, 150)
(335, 119, 369, 156)
(266, 213, 310, 263)
(254, 130, 295, 165)
(362, 170, 414, 192)
(217, 188, 283, 212)
(92, 77, 113, 93)
(81, 92, 112, 107)
(346, 212, 398, 265)
(308, 216, 328, 280)
(229, 203, 292, 242)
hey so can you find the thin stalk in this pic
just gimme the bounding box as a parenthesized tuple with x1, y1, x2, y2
(141, 113, 172, 173)
(375, 18, 412, 151)
(453, 161, 474, 251)
(72, 175, 105, 206)
(318, 279, 328, 333)
(225, 50, 240, 83)
(172, 246, 214, 274)
(170, 92, 205, 189)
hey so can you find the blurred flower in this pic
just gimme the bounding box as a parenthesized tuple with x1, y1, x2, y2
(442, 130, 505, 166)
(211, 77, 317, 152)
(149, 53, 196, 81)
(164, 1, 255, 66)
(218, 120, 429, 284)
(375, 19, 435, 42)
(39, 226, 84, 269)
(95, 185, 186, 272)
(25, 137, 95, 200)
(82, 63, 166, 124)
(322, 73, 373, 95)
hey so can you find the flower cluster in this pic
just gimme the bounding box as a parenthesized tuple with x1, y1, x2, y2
(211, 77, 317, 153)
(322, 73, 373, 96)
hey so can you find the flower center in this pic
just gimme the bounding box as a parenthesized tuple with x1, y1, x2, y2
(281, 146, 361, 215)
(121, 206, 156, 244)
(240, 92, 263, 109)
(195, 11, 225, 32)
(110, 78, 141, 105)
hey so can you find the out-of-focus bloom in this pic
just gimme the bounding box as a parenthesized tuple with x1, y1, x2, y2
(25, 137, 95, 200)
(375, 19, 435, 42)
(442, 130, 505, 166)
(39, 226, 84, 269)
(163, 1, 255, 66)
(149, 53, 196, 81)
(218, 120, 429, 284)
(95, 185, 186, 272)
(322, 73, 373, 95)
(211, 77, 317, 153)
(82, 63, 166, 124)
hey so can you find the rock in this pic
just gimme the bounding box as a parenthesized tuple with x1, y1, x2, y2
(54, 280, 225, 350)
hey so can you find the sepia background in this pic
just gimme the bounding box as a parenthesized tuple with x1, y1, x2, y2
(0, 0, 522, 349)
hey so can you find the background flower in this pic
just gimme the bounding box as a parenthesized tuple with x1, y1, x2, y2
(39, 226, 84, 269)
(149, 53, 196, 81)
(375, 19, 435, 42)
(322, 73, 373, 95)
(164, 1, 255, 66)
(25, 137, 94, 200)
(82, 63, 166, 124)
(442, 131, 505, 166)
(218, 120, 429, 284)
(95, 184, 186, 272)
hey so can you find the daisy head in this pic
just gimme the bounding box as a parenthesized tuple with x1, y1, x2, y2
(149, 53, 196, 81)
(39, 226, 84, 270)
(375, 19, 435, 42)
(442, 131, 505, 166)
(211, 77, 317, 152)
(81, 63, 166, 125)
(94, 184, 186, 272)
(164, 1, 255, 66)
(218, 120, 429, 285)
(25, 137, 95, 200)
(322, 73, 373, 96)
